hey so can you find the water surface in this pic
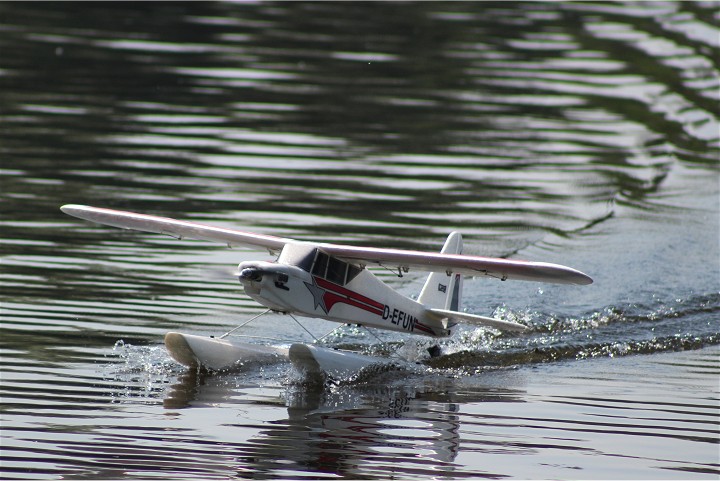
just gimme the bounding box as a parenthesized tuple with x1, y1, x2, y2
(1, 2, 718, 479)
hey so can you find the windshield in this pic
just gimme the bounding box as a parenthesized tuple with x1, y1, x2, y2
(278, 244, 316, 272)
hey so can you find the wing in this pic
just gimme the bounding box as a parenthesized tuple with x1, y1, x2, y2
(60, 204, 289, 253)
(61, 205, 592, 285)
(320, 243, 593, 285)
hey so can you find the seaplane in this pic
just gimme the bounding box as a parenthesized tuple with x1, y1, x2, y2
(61, 204, 592, 376)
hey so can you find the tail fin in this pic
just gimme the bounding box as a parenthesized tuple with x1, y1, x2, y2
(418, 232, 464, 313)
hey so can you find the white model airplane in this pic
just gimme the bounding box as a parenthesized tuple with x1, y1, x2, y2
(61, 204, 592, 375)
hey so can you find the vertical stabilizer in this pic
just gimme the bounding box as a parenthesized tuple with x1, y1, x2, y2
(418, 232, 464, 313)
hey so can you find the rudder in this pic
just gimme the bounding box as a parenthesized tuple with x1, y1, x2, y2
(418, 232, 464, 313)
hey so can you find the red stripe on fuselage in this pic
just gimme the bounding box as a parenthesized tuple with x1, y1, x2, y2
(314, 277, 384, 309)
(312, 277, 440, 336)
(413, 321, 435, 335)
(324, 292, 384, 316)
(314, 277, 385, 316)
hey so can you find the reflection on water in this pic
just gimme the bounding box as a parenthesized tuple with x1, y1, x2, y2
(1, 1, 718, 479)
(19, 346, 711, 480)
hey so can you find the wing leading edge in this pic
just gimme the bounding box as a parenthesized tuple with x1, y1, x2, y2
(61, 205, 592, 285)
(320, 243, 592, 285)
(60, 204, 289, 253)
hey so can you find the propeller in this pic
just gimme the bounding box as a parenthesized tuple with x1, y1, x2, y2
(238, 267, 264, 282)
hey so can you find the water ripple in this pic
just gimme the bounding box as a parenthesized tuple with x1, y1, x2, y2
(1, 2, 718, 479)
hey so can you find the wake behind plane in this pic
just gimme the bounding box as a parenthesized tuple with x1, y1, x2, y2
(61, 204, 592, 375)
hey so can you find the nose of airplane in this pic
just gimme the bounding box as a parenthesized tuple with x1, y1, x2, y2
(238, 267, 263, 282)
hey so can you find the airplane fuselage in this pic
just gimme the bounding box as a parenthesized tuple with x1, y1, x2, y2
(238, 243, 450, 338)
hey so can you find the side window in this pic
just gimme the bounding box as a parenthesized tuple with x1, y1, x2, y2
(326, 257, 347, 285)
(312, 251, 329, 277)
(310, 251, 363, 285)
(346, 264, 362, 284)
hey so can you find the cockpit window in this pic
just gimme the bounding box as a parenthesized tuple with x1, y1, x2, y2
(310, 249, 362, 286)
(312, 250, 329, 277)
(280, 245, 363, 284)
(346, 264, 362, 283)
(327, 257, 346, 284)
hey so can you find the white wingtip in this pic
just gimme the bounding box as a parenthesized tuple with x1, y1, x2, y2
(61, 204, 96, 220)
(60, 203, 83, 214)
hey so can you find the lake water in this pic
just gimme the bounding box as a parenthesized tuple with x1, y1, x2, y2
(1, 2, 718, 479)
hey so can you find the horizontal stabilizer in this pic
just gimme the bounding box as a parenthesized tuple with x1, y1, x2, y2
(429, 308, 528, 333)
